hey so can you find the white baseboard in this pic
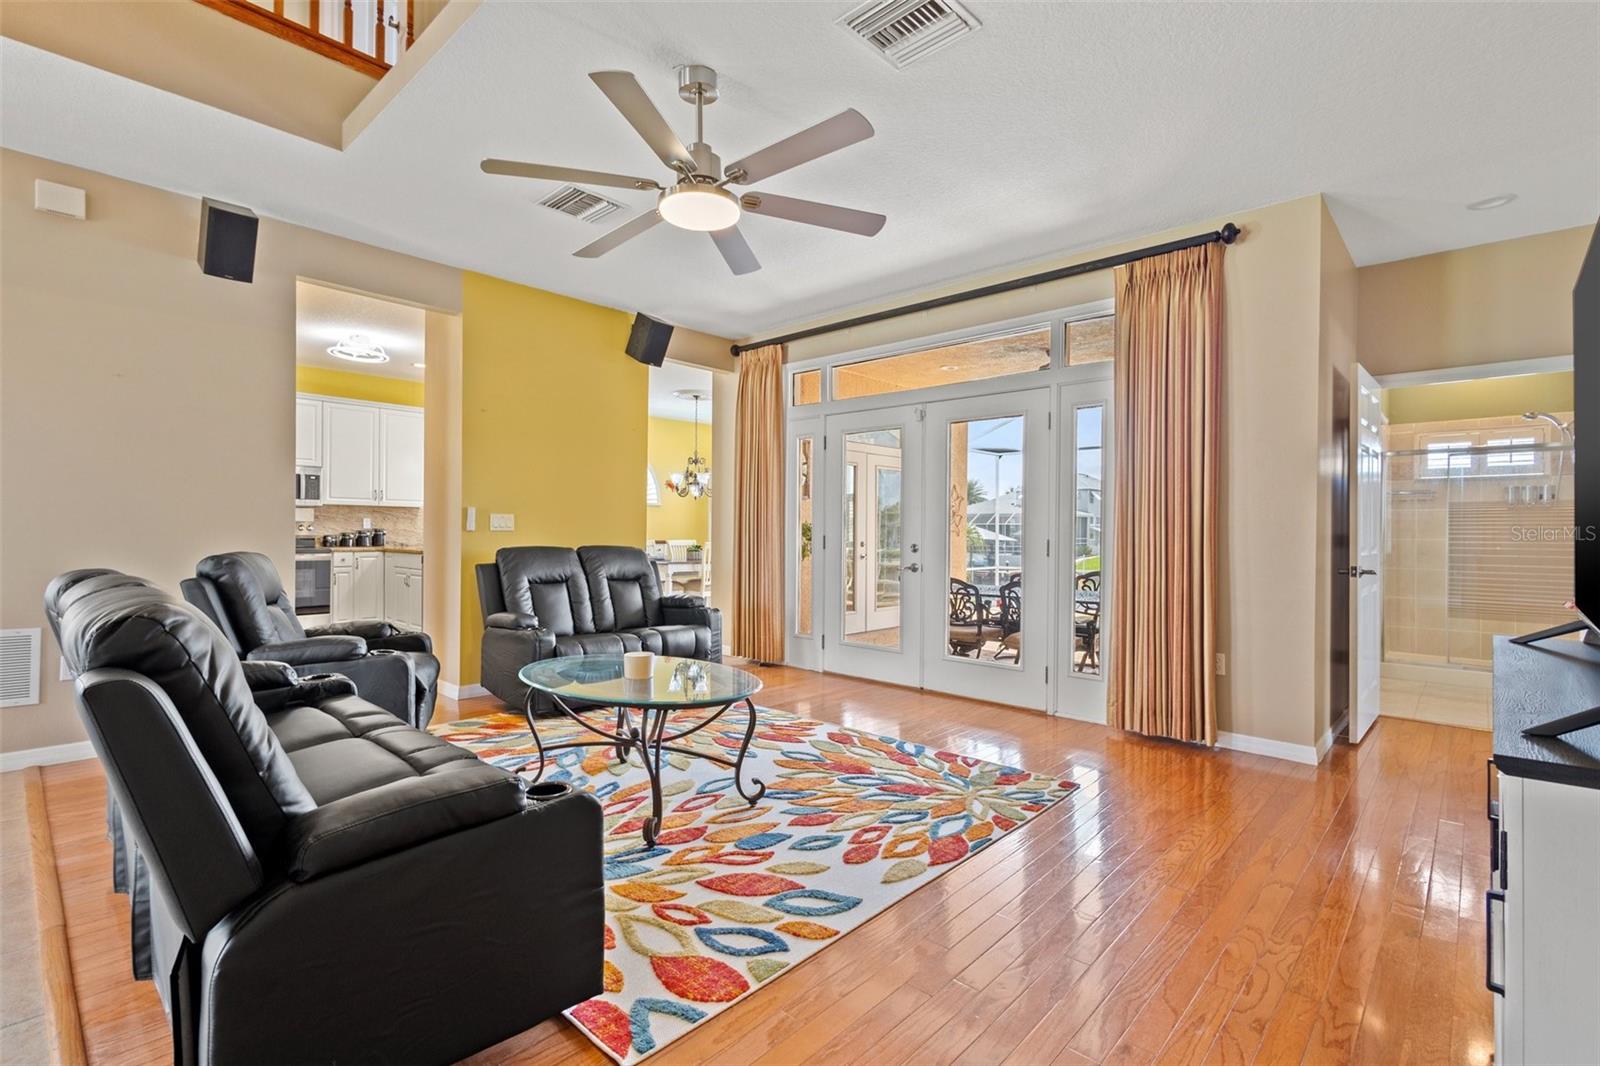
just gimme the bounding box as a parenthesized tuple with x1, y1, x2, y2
(1316, 728, 1334, 761)
(438, 681, 488, 701)
(1216, 731, 1321, 766)
(0, 741, 95, 772)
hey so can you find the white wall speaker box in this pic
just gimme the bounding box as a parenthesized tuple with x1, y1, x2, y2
(34, 179, 86, 220)
(0, 628, 42, 707)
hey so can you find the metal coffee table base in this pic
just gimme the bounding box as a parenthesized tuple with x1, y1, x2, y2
(522, 691, 768, 847)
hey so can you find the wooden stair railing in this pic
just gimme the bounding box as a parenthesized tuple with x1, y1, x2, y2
(193, 0, 414, 78)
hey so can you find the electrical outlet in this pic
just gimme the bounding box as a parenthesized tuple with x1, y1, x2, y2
(1215, 652, 1227, 676)
(490, 512, 515, 532)
(362, 517, 372, 529)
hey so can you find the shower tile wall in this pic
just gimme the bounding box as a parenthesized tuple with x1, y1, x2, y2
(1383, 412, 1574, 667)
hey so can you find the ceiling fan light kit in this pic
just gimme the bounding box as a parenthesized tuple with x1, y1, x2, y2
(481, 63, 885, 274)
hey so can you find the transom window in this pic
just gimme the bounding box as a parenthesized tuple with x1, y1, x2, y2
(831, 325, 1051, 402)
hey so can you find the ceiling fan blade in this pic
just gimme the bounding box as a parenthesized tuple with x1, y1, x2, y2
(738, 191, 885, 236)
(725, 109, 874, 185)
(589, 71, 693, 171)
(709, 226, 760, 275)
(480, 159, 661, 191)
(574, 211, 662, 258)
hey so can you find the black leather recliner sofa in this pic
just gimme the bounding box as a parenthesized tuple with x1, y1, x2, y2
(182, 551, 441, 727)
(46, 569, 602, 1066)
(477, 545, 722, 711)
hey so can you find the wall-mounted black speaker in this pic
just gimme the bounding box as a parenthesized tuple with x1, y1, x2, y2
(625, 313, 674, 367)
(197, 197, 258, 283)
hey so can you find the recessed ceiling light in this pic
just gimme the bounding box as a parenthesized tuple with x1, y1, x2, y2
(412, 362, 426, 369)
(327, 334, 389, 364)
(1466, 194, 1517, 211)
(940, 364, 961, 371)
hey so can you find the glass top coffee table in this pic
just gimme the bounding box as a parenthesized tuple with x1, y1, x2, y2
(518, 655, 766, 846)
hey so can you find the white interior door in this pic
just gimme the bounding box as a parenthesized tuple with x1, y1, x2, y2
(1352, 366, 1384, 742)
(824, 404, 922, 688)
(921, 389, 1050, 709)
(1057, 379, 1114, 721)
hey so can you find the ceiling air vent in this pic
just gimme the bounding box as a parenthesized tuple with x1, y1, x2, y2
(839, 0, 981, 69)
(0, 628, 41, 708)
(538, 185, 625, 225)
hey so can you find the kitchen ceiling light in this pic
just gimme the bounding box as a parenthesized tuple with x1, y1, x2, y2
(327, 334, 389, 364)
(1466, 194, 1517, 211)
(657, 183, 741, 232)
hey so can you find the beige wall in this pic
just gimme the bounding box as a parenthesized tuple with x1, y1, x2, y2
(763, 196, 1332, 749)
(1358, 225, 1594, 376)
(0, 150, 461, 755)
(0, 1, 374, 148)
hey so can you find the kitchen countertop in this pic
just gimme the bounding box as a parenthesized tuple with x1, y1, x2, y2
(313, 544, 424, 554)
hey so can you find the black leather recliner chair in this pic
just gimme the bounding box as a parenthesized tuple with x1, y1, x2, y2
(477, 545, 722, 711)
(46, 569, 603, 1066)
(182, 551, 440, 727)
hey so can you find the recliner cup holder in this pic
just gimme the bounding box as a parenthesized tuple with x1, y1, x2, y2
(525, 781, 573, 802)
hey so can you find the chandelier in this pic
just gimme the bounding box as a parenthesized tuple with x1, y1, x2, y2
(665, 391, 712, 499)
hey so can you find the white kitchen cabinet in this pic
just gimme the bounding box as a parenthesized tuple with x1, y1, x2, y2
(383, 553, 424, 631)
(330, 554, 355, 623)
(322, 401, 381, 504)
(352, 551, 384, 622)
(379, 408, 424, 506)
(294, 397, 323, 468)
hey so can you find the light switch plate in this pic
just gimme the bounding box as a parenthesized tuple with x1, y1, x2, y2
(362, 517, 372, 529)
(465, 506, 476, 532)
(490, 513, 515, 532)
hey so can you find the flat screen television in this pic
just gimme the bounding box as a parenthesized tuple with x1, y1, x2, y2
(1574, 222, 1600, 633)
(1511, 219, 1600, 739)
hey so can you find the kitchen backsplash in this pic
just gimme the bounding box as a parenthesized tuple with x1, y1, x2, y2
(305, 505, 423, 546)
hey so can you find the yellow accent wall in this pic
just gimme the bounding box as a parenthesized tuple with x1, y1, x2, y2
(1384, 371, 1573, 425)
(458, 271, 647, 685)
(647, 416, 714, 543)
(296, 364, 425, 407)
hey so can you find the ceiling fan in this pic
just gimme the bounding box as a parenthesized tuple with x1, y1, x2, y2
(480, 65, 885, 275)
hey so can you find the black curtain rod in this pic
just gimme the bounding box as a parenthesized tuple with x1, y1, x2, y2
(731, 222, 1240, 356)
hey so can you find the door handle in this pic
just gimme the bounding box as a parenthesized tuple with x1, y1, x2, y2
(1355, 567, 1377, 578)
(903, 563, 921, 574)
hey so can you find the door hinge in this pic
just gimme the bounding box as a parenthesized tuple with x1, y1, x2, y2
(1046, 539, 1051, 558)
(1045, 666, 1049, 683)
(822, 534, 827, 550)
(1048, 411, 1053, 430)
(821, 634, 826, 649)
(823, 437, 828, 450)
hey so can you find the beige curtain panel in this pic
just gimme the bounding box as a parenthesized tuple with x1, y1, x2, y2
(732, 343, 786, 662)
(1108, 242, 1224, 745)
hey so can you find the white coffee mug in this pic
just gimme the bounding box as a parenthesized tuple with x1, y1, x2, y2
(623, 650, 654, 680)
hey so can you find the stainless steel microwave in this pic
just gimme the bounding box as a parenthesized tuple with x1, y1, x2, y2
(295, 471, 322, 505)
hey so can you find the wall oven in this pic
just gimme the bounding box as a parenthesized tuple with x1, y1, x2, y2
(294, 538, 331, 616)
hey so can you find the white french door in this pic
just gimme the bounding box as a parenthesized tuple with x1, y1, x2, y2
(920, 390, 1051, 709)
(1056, 378, 1113, 721)
(823, 405, 923, 688)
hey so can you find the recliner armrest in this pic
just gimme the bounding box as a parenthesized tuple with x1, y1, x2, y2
(487, 611, 542, 630)
(660, 594, 705, 609)
(242, 661, 360, 713)
(306, 620, 396, 640)
(368, 631, 433, 654)
(247, 635, 367, 665)
(285, 764, 525, 881)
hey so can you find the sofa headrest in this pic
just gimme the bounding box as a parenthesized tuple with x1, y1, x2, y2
(495, 547, 593, 636)
(50, 569, 313, 853)
(195, 551, 306, 650)
(578, 546, 662, 631)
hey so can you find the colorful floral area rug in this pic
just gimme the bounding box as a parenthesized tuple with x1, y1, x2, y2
(432, 706, 1077, 1064)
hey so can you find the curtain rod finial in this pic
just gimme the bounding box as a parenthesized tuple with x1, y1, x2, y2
(1219, 222, 1241, 245)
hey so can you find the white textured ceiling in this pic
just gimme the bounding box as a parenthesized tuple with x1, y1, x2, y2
(3, 2, 1595, 339)
(649, 362, 714, 422)
(296, 280, 426, 380)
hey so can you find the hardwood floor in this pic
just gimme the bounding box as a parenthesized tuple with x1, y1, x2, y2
(30, 666, 1493, 1065)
